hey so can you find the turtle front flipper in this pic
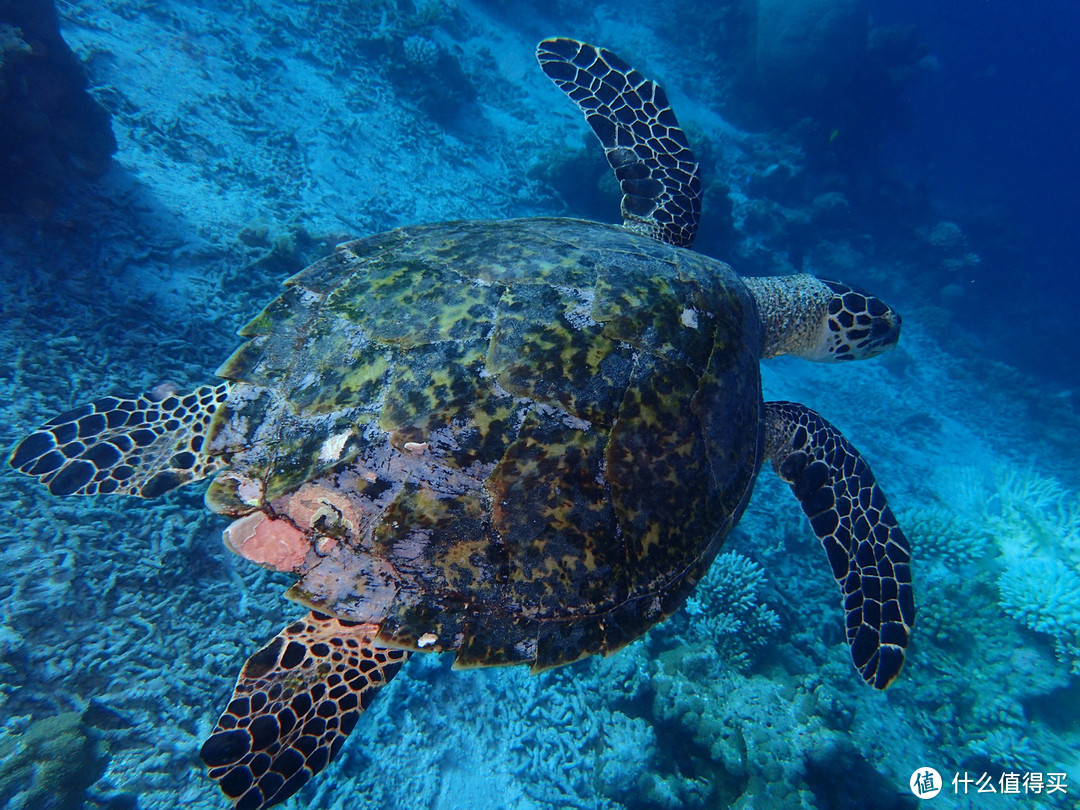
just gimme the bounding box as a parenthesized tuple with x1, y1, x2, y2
(8, 383, 228, 497)
(200, 613, 409, 810)
(537, 38, 702, 248)
(764, 401, 915, 689)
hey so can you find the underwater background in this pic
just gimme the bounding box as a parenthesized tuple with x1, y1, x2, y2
(1, 0, 1078, 808)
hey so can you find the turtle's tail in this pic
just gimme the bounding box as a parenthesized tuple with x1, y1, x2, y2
(8, 383, 229, 498)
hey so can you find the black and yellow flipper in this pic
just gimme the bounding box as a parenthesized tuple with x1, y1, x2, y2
(8, 383, 228, 497)
(764, 401, 915, 689)
(200, 613, 410, 810)
(537, 37, 702, 249)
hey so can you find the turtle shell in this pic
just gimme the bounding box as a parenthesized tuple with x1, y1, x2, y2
(205, 217, 764, 670)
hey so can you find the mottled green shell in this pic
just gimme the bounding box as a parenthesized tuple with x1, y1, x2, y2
(206, 217, 764, 670)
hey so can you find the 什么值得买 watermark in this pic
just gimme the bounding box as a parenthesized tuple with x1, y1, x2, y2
(909, 767, 1068, 799)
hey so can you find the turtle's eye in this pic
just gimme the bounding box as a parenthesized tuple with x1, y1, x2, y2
(818, 280, 902, 362)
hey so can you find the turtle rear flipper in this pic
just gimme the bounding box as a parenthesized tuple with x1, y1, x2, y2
(537, 37, 702, 248)
(200, 613, 409, 810)
(8, 383, 227, 497)
(764, 401, 915, 689)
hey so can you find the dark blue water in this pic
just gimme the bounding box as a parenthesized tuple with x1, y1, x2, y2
(869, 0, 1080, 384)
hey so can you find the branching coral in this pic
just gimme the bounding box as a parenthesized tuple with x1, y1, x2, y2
(998, 558, 1080, 674)
(925, 221, 966, 253)
(932, 463, 1080, 563)
(930, 463, 1080, 674)
(402, 34, 438, 68)
(962, 728, 1038, 774)
(987, 465, 1080, 562)
(901, 505, 995, 568)
(594, 712, 660, 803)
(683, 552, 781, 671)
(931, 465, 1080, 673)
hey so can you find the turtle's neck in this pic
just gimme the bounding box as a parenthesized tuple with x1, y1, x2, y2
(741, 274, 831, 360)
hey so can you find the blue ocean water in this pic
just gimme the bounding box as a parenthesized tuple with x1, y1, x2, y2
(868, 0, 1080, 386)
(0, 1, 1077, 809)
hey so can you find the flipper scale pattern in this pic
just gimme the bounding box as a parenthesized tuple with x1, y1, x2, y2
(8, 383, 228, 497)
(201, 613, 409, 810)
(764, 400, 914, 689)
(537, 37, 702, 248)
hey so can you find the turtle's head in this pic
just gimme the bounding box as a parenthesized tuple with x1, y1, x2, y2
(746, 275, 902, 362)
(811, 279, 902, 362)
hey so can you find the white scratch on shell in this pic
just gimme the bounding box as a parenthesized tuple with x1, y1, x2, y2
(318, 430, 352, 463)
(417, 633, 438, 648)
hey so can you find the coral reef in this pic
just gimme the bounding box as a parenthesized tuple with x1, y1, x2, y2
(999, 558, 1080, 674)
(0, 709, 109, 810)
(919, 220, 982, 278)
(681, 552, 781, 671)
(0, 0, 116, 216)
(386, 34, 476, 124)
(753, 0, 869, 116)
(902, 506, 994, 568)
(650, 665, 911, 809)
(894, 464, 1080, 806)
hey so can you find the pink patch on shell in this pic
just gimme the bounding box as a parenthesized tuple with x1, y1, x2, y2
(223, 512, 309, 573)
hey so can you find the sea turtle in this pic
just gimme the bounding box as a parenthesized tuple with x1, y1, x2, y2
(10, 38, 914, 809)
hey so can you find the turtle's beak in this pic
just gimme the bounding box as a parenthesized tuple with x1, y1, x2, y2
(866, 309, 902, 355)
